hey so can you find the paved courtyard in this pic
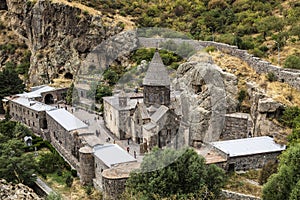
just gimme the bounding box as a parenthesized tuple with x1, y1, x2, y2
(57, 104, 144, 162)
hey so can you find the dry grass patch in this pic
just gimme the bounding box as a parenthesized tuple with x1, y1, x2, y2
(225, 171, 262, 198)
(209, 50, 300, 107)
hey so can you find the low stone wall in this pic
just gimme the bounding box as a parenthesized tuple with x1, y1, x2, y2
(198, 41, 300, 91)
(222, 189, 261, 200)
(138, 37, 300, 91)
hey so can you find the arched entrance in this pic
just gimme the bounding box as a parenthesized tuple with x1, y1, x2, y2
(44, 94, 54, 104)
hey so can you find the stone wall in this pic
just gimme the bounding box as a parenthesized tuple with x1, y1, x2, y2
(138, 37, 300, 91)
(102, 177, 127, 200)
(46, 114, 80, 170)
(227, 152, 281, 171)
(222, 189, 261, 200)
(9, 101, 46, 133)
(221, 113, 253, 140)
(198, 41, 300, 90)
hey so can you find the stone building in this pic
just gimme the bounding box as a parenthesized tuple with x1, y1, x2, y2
(93, 144, 136, 189)
(209, 136, 286, 171)
(8, 96, 55, 133)
(46, 108, 88, 170)
(103, 51, 181, 151)
(17, 85, 68, 104)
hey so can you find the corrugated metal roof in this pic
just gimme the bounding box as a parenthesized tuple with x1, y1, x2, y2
(93, 144, 136, 168)
(11, 97, 55, 112)
(143, 51, 170, 86)
(18, 85, 55, 98)
(210, 136, 286, 157)
(46, 109, 88, 131)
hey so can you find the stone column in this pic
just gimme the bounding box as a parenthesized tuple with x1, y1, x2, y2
(79, 146, 95, 185)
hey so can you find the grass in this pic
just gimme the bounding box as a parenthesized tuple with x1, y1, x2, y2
(225, 171, 262, 197)
(209, 50, 300, 108)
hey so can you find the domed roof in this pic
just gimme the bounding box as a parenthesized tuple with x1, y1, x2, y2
(143, 51, 170, 86)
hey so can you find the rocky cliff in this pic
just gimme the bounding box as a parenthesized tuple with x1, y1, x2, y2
(0, 179, 42, 200)
(3, 0, 133, 85)
(174, 53, 238, 145)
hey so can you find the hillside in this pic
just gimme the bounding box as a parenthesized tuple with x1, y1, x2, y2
(72, 0, 300, 67)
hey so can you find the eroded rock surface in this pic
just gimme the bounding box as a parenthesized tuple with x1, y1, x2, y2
(0, 179, 42, 200)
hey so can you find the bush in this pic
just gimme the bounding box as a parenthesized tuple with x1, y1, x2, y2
(71, 169, 77, 177)
(266, 72, 277, 82)
(259, 161, 278, 185)
(65, 175, 73, 187)
(284, 54, 300, 69)
(205, 46, 216, 53)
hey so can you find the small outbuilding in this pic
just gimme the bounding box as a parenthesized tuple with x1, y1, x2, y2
(210, 136, 286, 171)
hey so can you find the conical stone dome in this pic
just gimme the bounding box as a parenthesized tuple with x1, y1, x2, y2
(143, 51, 170, 87)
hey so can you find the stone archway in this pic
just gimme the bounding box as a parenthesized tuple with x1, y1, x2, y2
(44, 93, 54, 104)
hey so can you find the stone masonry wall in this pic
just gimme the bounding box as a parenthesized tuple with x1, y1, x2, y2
(46, 114, 80, 170)
(222, 189, 261, 200)
(227, 152, 281, 171)
(138, 37, 300, 90)
(221, 113, 252, 140)
(102, 177, 127, 200)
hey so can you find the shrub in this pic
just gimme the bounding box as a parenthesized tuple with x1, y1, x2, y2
(65, 175, 73, 187)
(259, 161, 278, 185)
(71, 169, 77, 177)
(205, 46, 216, 53)
(284, 54, 300, 69)
(266, 72, 277, 82)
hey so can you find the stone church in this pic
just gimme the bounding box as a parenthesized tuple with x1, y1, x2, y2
(103, 50, 180, 151)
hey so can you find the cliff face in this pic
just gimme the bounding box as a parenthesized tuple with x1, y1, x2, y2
(174, 53, 238, 145)
(5, 0, 129, 85)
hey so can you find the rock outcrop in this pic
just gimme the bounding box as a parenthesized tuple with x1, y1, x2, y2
(5, 0, 131, 85)
(174, 53, 238, 145)
(0, 179, 42, 200)
(247, 82, 287, 138)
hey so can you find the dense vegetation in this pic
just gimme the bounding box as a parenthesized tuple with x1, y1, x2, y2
(76, 0, 300, 63)
(262, 106, 300, 199)
(123, 147, 226, 199)
(0, 65, 25, 113)
(0, 119, 76, 188)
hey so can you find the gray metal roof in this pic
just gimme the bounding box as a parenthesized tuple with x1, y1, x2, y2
(143, 51, 170, 86)
(93, 144, 136, 168)
(210, 136, 286, 157)
(11, 97, 56, 112)
(46, 109, 88, 131)
(18, 85, 55, 99)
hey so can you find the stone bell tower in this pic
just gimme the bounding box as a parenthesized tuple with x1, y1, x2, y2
(143, 50, 170, 107)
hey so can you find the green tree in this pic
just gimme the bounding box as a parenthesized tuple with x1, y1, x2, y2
(95, 84, 112, 103)
(0, 139, 37, 186)
(262, 143, 300, 200)
(0, 66, 24, 113)
(280, 106, 300, 128)
(125, 147, 226, 199)
(65, 83, 79, 105)
(103, 68, 119, 86)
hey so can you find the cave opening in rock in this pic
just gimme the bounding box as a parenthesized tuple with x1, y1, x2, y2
(64, 72, 73, 79)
